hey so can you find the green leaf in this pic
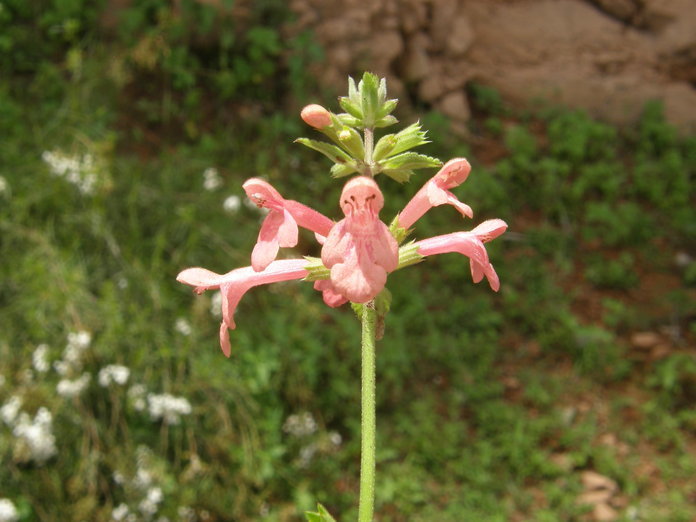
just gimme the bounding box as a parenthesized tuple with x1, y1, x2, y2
(295, 138, 354, 165)
(359, 72, 380, 126)
(335, 113, 362, 127)
(374, 115, 398, 128)
(337, 126, 365, 159)
(382, 169, 415, 183)
(338, 97, 363, 119)
(379, 152, 441, 171)
(377, 98, 398, 118)
(330, 162, 359, 178)
(373, 134, 397, 161)
(305, 503, 338, 522)
(390, 122, 430, 156)
(303, 257, 330, 282)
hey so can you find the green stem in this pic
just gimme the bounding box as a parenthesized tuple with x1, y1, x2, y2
(358, 302, 377, 522)
(364, 127, 374, 176)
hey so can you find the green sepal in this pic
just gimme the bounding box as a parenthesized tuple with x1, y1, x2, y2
(352, 289, 392, 340)
(303, 256, 330, 282)
(388, 215, 411, 244)
(305, 503, 337, 522)
(373, 134, 397, 161)
(377, 98, 398, 118)
(335, 113, 362, 127)
(337, 127, 365, 159)
(381, 169, 415, 183)
(359, 72, 381, 127)
(379, 152, 441, 171)
(390, 122, 431, 156)
(396, 241, 425, 270)
(374, 115, 399, 128)
(295, 138, 355, 166)
(331, 162, 359, 178)
(338, 97, 363, 119)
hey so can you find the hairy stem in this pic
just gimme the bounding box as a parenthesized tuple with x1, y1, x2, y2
(358, 302, 377, 522)
(364, 127, 374, 176)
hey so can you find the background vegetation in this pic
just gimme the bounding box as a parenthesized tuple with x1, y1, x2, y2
(1, 1, 695, 520)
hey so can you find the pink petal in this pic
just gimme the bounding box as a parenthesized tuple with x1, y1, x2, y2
(471, 219, 508, 242)
(178, 259, 309, 354)
(415, 232, 503, 291)
(301, 104, 332, 129)
(251, 209, 299, 271)
(398, 158, 473, 229)
(313, 280, 348, 307)
(219, 322, 232, 357)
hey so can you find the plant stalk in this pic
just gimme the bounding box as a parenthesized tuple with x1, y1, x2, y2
(358, 302, 377, 522)
(364, 127, 374, 176)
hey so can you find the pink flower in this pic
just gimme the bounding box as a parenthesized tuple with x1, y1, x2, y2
(321, 177, 398, 303)
(243, 178, 333, 271)
(301, 104, 332, 129)
(414, 219, 507, 291)
(177, 260, 309, 357)
(178, 157, 506, 357)
(398, 158, 473, 229)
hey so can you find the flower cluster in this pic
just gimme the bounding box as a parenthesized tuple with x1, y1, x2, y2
(177, 73, 507, 357)
(42, 149, 101, 195)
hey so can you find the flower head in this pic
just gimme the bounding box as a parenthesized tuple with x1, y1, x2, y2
(301, 104, 332, 129)
(321, 177, 398, 303)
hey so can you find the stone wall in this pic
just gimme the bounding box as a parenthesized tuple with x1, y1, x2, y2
(288, 0, 696, 132)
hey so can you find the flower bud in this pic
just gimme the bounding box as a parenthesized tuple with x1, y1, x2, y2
(301, 104, 332, 129)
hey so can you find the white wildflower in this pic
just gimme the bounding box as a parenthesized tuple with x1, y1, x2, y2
(68, 330, 91, 350)
(329, 431, 342, 447)
(298, 443, 317, 468)
(98, 365, 130, 387)
(128, 384, 147, 411)
(13, 407, 57, 464)
(175, 318, 192, 336)
(202, 167, 222, 191)
(42, 150, 100, 195)
(1, 396, 22, 426)
(147, 393, 192, 425)
(177, 506, 196, 522)
(113, 471, 125, 485)
(223, 194, 241, 213)
(133, 468, 153, 490)
(0, 498, 19, 522)
(111, 503, 130, 521)
(210, 291, 222, 317)
(283, 412, 317, 438)
(57, 372, 91, 398)
(33, 344, 50, 373)
(147, 487, 163, 505)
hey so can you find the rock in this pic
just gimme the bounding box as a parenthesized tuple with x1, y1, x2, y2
(631, 331, 661, 350)
(594, 502, 619, 521)
(401, 32, 431, 81)
(446, 14, 475, 56)
(581, 470, 618, 493)
(438, 90, 471, 122)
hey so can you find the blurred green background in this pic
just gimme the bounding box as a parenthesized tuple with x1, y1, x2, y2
(1, 1, 695, 521)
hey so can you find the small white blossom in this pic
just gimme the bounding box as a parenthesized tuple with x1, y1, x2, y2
(57, 372, 91, 398)
(128, 384, 147, 411)
(210, 292, 222, 317)
(0, 498, 19, 522)
(98, 365, 130, 387)
(147, 487, 163, 505)
(68, 330, 92, 350)
(283, 412, 318, 438)
(175, 318, 192, 336)
(113, 471, 126, 485)
(1, 396, 22, 426)
(202, 167, 222, 191)
(177, 506, 196, 522)
(33, 344, 50, 373)
(223, 194, 241, 213)
(42, 150, 100, 195)
(13, 407, 57, 464)
(147, 393, 192, 425)
(111, 503, 130, 521)
(133, 468, 153, 490)
(298, 443, 317, 468)
(329, 431, 342, 446)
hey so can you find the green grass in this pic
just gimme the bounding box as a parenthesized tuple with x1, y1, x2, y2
(1, 11, 696, 522)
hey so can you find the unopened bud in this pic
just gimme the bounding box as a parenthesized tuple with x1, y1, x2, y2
(301, 104, 332, 129)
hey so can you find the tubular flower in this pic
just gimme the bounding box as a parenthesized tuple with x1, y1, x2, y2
(243, 178, 333, 271)
(300, 104, 333, 129)
(321, 177, 398, 304)
(398, 158, 473, 229)
(177, 159, 506, 357)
